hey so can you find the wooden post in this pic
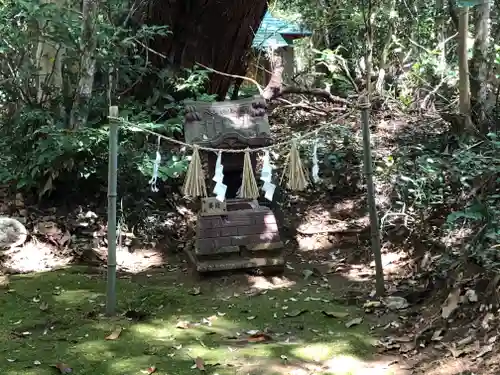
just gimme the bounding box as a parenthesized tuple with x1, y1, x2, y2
(106, 105, 119, 315)
(360, 96, 385, 296)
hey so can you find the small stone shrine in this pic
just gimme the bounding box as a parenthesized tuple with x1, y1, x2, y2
(183, 96, 284, 273)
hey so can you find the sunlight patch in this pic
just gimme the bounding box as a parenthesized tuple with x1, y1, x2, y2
(342, 264, 373, 281)
(108, 356, 152, 373)
(5, 370, 39, 375)
(75, 340, 116, 360)
(323, 355, 366, 374)
(370, 250, 408, 276)
(131, 322, 176, 340)
(296, 234, 331, 251)
(54, 289, 100, 304)
(292, 343, 336, 361)
(247, 275, 296, 290)
(1, 239, 72, 273)
(115, 246, 164, 273)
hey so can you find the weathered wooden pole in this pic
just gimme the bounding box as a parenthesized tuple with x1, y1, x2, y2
(106, 105, 119, 315)
(360, 96, 385, 296)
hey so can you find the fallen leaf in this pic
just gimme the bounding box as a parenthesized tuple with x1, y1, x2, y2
(399, 342, 416, 353)
(465, 289, 478, 303)
(303, 269, 314, 280)
(447, 346, 466, 358)
(105, 327, 123, 340)
(441, 288, 460, 319)
(247, 333, 273, 343)
(189, 287, 201, 296)
(321, 311, 349, 319)
(482, 312, 494, 330)
(0, 275, 9, 289)
(176, 321, 193, 329)
(345, 317, 363, 328)
(141, 366, 157, 374)
(194, 356, 205, 371)
(431, 329, 444, 341)
(456, 335, 474, 347)
(474, 344, 493, 359)
(377, 338, 401, 351)
(202, 315, 218, 324)
(383, 296, 409, 310)
(363, 300, 382, 308)
(59, 231, 71, 247)
(39, 302, 49, 311)
(54, 362, 72, 373)
(284, 309, 308, 317)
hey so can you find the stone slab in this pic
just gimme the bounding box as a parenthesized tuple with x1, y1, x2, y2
(195, 255, 285, 273)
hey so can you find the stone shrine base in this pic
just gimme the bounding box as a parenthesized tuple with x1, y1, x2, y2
(184, 199, 285, 273)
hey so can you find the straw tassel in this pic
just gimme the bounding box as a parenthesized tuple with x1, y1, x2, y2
(240, 149, 259, 199)
(281, 141, 309, 191)
(182, 146, 207, 197)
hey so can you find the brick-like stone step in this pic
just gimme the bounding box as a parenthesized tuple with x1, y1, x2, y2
(195, 256, 285, 273)
(245, 241, 284, 251)
(194, 241, 284, 255)
(195, 245, 240, 256)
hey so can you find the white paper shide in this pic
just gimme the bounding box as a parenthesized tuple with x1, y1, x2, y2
(260, 150, 276, 201)
(212, 151, 227, 202)
(312, 138, 320, 183)
(149, 140, 162, 192)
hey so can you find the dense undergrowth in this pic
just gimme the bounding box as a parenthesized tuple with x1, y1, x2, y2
(375, 120, 500, 272)
(0, 0, 499, 280)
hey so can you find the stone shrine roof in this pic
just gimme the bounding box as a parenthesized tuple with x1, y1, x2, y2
(252, 11, 312, 49)
(183, 96, 272, 148)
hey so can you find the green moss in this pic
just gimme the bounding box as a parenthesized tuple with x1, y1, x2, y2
(0, 268, 378, 375)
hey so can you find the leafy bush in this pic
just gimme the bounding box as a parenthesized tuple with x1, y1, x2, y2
(0, 0, 214, 199)
(379, 128, 500, 271)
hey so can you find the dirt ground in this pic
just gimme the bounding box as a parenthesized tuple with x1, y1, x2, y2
(1, 105, 498, 374)
(0, 189, 489, 375)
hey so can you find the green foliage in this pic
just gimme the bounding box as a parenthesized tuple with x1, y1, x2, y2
(0, 0, 213, 198)
(314, 47, 357, 94)
(379, 130, 500, 271)
(495, 45, 500, 71)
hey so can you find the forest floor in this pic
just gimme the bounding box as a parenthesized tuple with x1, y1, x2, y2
(0, 264, 405, 375)
(1, 99, 498, 374)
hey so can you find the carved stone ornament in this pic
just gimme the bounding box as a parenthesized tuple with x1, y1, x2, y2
(183, 96, 272, 148)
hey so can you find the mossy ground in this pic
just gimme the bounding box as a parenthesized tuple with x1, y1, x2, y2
(0, 266, 391, 375)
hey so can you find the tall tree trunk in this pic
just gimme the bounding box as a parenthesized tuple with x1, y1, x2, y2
(143, 0, 268, 99)
(375, 0, 396, 94)
(435, 0, 446, 74)
(458, 7, 472, 133)
(69, 0, 99, 129)
(36, 0, 65, 105)
(364, 3, 375, 98)
(317, 0, 331, 48)
(469, 0, 491, 133)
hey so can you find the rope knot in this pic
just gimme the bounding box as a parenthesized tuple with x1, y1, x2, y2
(357, 95, 371, 110)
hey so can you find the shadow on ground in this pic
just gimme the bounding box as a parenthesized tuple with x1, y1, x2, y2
(0, 265, 404, 375)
